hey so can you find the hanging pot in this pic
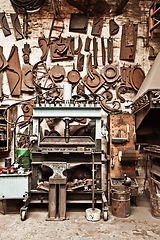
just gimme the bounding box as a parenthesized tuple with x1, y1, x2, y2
(67, 63, 81, 84)
(49, 64, 65, 82)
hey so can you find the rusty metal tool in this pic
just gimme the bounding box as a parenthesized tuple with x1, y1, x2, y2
(93, 37, 98, 69)
(130, 66, 145, 91)
(84, 36, 91, 52)
(38, 35, 49, 61)
(21, 64, 34, 93)
(50, 37, 74, 61)
(120, 66, 133, 88)
(109, 19, 119, 36)
(82, 53, 104, 93)
(22, 43, 31, 64)
(10, 13, 24, 41)
(101, 37, 106, 66)
(69, 13, 88, 34)
(77, 53, 84, 72)
(23, 11, 31, 39)
(6, 45, 21, 96)
(100, 90, 120, 113)
(21, 43, 34, 93)
(116, 84, 127, 103)
(107, 37, 113, 64)
(91, 18, 103, 37)
(101, 65, 119, 85)
(0, 12, 11, 37)
(74, 35, 83, 55)
(120, 21, 138, 61)
(0, 46, 8, 72)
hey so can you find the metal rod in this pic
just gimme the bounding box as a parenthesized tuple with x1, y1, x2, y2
(150, 20, 160, 33)
(150, 7, 160, 18)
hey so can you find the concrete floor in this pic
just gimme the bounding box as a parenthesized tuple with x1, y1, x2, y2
(0, 195, 159, 240)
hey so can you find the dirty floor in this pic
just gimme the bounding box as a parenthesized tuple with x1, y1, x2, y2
(0, 195, 159, 240)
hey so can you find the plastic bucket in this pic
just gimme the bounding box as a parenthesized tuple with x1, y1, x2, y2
(151, 195, 160, 219)
(17, 148, 31, 168)
(111, 186, 131, 218)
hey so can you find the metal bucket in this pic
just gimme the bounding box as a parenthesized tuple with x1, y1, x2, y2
(111, 186, 131, 218)
(85, 208, 101, 221)
(151, 195, 160, 219)
(17, 148, 31, 168)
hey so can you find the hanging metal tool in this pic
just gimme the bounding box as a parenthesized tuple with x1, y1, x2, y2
(22, 43, 31, 64)
(82, 53, 104, 93)
(6, 45, 21, 96)
(69, 13, 88, 34)
(77, 53, 84, 72)
(0, 12, 11, 37)
(84, 36, 91, 52)
(120, 21, 138, 62)
(116, 84, 127, 103)
(101, 37, 106, 66)
(93, 37, 98, 68)
(107, 37, 113, 64)
(91, 18, 103, 37)
(109, 19, 119, 36)
(50, 36, 74, 61)
(23, 11, 31, 39)
(0, 46, 8, 72)
(74, 35, 83, 55)
(10, 13, 24, 40)
(21, 43, 34, 93)
(120, 65, 133, 88)
(100, 90, 120, 113)
(101, 65, 120, 85)
(38, 35, 49, 61)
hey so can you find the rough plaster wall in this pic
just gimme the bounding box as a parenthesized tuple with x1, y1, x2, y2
(0, 0, 159, 195)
